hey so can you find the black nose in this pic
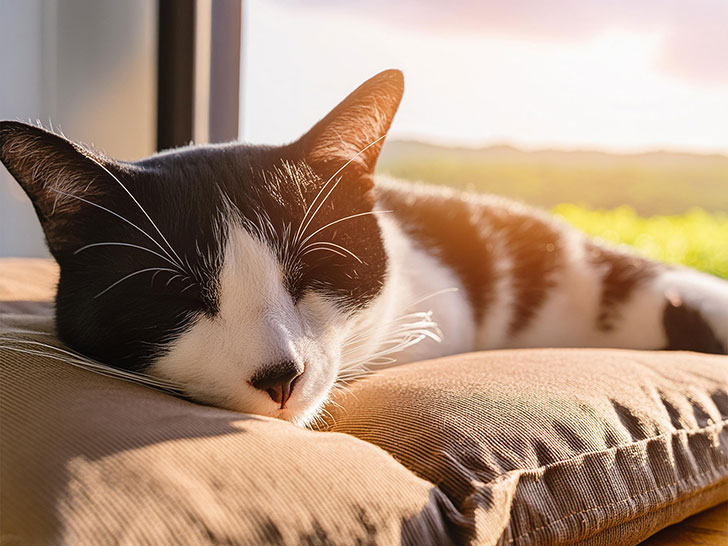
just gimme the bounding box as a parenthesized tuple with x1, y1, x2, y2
(250, 361, 303, 408)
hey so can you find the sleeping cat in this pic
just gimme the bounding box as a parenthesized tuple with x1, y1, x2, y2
(1, 69, 726, 426)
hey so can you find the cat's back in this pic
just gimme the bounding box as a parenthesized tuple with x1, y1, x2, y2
(375, 178, 568, 336)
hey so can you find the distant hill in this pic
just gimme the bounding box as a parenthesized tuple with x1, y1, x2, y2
(377, 140, 728, 215)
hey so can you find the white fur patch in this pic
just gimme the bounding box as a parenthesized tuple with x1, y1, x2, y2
(476, 228, 515, 349)
(340, 212, 475, 375)
(150, 224, 347, 426)
(503, 231, 668, 350)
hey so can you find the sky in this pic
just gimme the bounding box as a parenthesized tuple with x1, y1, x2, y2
(240, 0, 728, 154)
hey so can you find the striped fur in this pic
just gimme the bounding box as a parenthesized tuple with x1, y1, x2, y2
(375, 179, 728, 358)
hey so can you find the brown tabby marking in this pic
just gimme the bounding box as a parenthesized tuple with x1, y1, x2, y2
(378, 185, 497, 323)
(378, 185, 564, 334)
(491, 210, 563, 335)
(585, 242, 656, 331)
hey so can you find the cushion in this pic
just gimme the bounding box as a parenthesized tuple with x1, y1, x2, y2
(322, 351, 728, 545)
(2, 259, 727, 545)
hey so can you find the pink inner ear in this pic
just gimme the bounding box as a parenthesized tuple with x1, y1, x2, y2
(299, 70, 405, 179)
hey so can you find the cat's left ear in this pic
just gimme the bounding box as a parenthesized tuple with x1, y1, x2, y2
(296, 69, 404, 181)
(0, 121, 122, 258)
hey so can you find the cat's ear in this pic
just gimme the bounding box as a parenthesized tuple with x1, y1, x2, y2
(296, 69, 404, 180)
(0, 121, 118, 257)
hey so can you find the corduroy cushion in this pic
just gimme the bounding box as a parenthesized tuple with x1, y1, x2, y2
(322, 350, 728, 545)
(2, 259, 727, 545)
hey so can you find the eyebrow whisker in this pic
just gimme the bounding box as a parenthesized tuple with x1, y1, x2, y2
(74, 241, 183, 270)
(49, 188, 184, 271)
(94, 267, 178, 298)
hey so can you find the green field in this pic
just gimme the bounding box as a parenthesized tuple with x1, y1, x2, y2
(553, 205, 728, 278)
(377, 141, 728, 277)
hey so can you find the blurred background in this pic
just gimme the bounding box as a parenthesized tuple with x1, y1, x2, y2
(1, 0, 726, 276)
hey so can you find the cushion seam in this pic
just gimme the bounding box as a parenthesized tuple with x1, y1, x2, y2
(502, 420, 728, 544)
(482, 417, 728, 490)
(505, 471, 728, 545)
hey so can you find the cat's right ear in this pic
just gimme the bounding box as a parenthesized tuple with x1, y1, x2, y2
(0, 121, 116, 258)
(296, 69, 404, 182)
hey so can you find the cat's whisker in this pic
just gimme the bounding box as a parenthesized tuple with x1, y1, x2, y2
(2, 347, 185, 394)
(180, 283, 196, 294)
(343, 335, 426, 368)
(301, 245, 347, 260)
(150, 269, 165, 286)
(5, 343, 182, 389)
(407, 287, 459, 308)
(326, 398, 346, 412)
(294, 134, 388, 247)
(294, 180, 329, 247)
(49, 188, 184, 270)
(342, 355, 397, 365)
(294, 175, 344, 246)
(298, 210, 392, 248)
(74, 241, 183, 271)
(318, 406, 335, 424)
(95, 267, 178, 298)
(165, 273, 185, 287)
(342, 311, 439, 346)
(300, 241, 364, 264)
(343, 316, 438, 345)
(333, 378, 360, 391)
(84, 156, 186, 269)
(309, 412, 328, 431)
(335, 369, 373, 387)
(340, 288, 453, 356)
(0, 329, 54, 336)
(182, 254, 197, 280)
(381, 323, 442, 340)
(339, 302, 443, 374)
(0, 338, 184, 392)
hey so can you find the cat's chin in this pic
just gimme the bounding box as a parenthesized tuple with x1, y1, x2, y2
(276, 405, 325, 428)
(270, 393, 331, 428)
(212, 389, 330, 428)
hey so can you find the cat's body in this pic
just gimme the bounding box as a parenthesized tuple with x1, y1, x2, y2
(371, 179, 727, 361)
(1, 70, 726, 426)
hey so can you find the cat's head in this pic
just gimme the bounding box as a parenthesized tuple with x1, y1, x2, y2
(0, 69, 404, 425)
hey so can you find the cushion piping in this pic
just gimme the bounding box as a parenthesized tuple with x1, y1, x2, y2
(498, 418, 728, 544)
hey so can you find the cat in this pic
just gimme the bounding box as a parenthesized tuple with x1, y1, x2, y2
(1, 69, 726, 426)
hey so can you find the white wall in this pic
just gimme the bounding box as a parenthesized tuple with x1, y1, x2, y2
(0, 0, 157, 257)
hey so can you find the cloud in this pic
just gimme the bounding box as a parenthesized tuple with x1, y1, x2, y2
(287, 0, 728, 85)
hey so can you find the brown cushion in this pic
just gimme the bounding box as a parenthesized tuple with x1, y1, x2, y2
(322, 350, 728, 545)
(0, 314, 456, 545)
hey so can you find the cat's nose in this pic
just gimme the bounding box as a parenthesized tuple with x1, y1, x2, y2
(250, 361, 303, 408)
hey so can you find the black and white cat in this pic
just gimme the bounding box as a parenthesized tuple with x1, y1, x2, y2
(1, 70, 726, 426)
